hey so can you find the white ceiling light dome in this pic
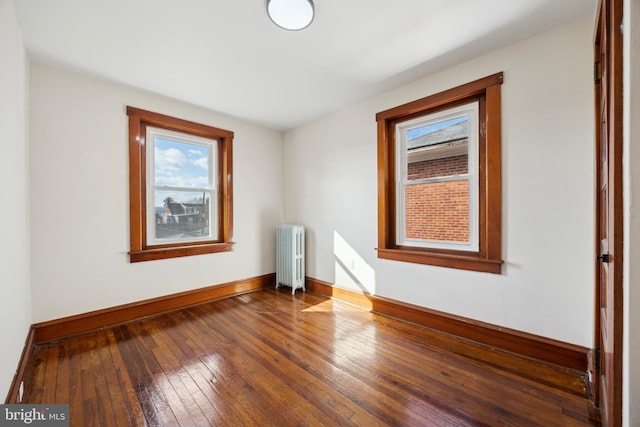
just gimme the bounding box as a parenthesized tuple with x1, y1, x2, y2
(267, 0, 315, 31)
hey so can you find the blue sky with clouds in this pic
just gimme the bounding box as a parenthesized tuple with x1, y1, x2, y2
(153, 137, 211, 207)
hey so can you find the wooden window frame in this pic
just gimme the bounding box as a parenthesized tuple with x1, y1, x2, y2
(127, 106, 234, 262)
(376, 73, 503, 274)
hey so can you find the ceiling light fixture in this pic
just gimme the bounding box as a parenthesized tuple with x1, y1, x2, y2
(267, 0, 315, 31)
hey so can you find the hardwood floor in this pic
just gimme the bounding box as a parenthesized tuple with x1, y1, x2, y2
(22, 288, 599, 426)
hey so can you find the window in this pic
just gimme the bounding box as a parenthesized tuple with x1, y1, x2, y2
(127, 107, 234, 262)
(376, 73, 503, 274)
(397, 102, 479, 252)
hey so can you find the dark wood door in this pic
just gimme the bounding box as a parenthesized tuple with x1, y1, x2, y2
(594, 0, 623, 425)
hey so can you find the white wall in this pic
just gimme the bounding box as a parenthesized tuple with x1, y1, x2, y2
(284, 16, 595, 347)
(0, 0, 31, 399)
(623, 0, 639, 424)
(29, 63, 284, 322)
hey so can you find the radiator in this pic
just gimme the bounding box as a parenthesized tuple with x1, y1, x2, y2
(276, 224, 305, 294)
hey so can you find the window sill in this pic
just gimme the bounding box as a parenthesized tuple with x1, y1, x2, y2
(376, 247, 503, 274)
(130, 242, 235, 263)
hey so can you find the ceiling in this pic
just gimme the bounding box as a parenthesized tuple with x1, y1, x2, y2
(14, 0, 595, 131)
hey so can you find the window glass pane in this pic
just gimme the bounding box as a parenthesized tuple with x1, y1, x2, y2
(405, 180, 469, 243)
(154, 190, 212, 241)
(396, 101, 478, 251)
(154, 137, 211, 190)
(147, 127, 218, 245)
(405, 115, 470, 244)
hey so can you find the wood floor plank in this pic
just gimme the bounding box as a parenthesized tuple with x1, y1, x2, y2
(111, 324, 179, 426)
(192, 301, 343, 426)
(175, 316, 277, 426)
(221, 298, 392, 426)
(39, 343, 59, 404)
(103, 328, 149, 426)
(225, 292, 456, 423)
(256, 290, 593, 426)
(368, 305, 589, 396)
(93, 331, 134, 426)
(22, 342, 59, 406)
(161, 314, 263, 427)
(53, 342, 70, 404)
(21, 288, 600, 426)
(79, 337, 100, 426)
(160, 306, 299, 426)
(66, 334, 85, 425)
(231, 291, 489, 426)
(25, 345, 47, 404)
(87, 334, 116, 426)
(134, 317, 228, 427)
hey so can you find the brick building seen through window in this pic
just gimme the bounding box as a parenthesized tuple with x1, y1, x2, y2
(405, 119, 470, 243)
